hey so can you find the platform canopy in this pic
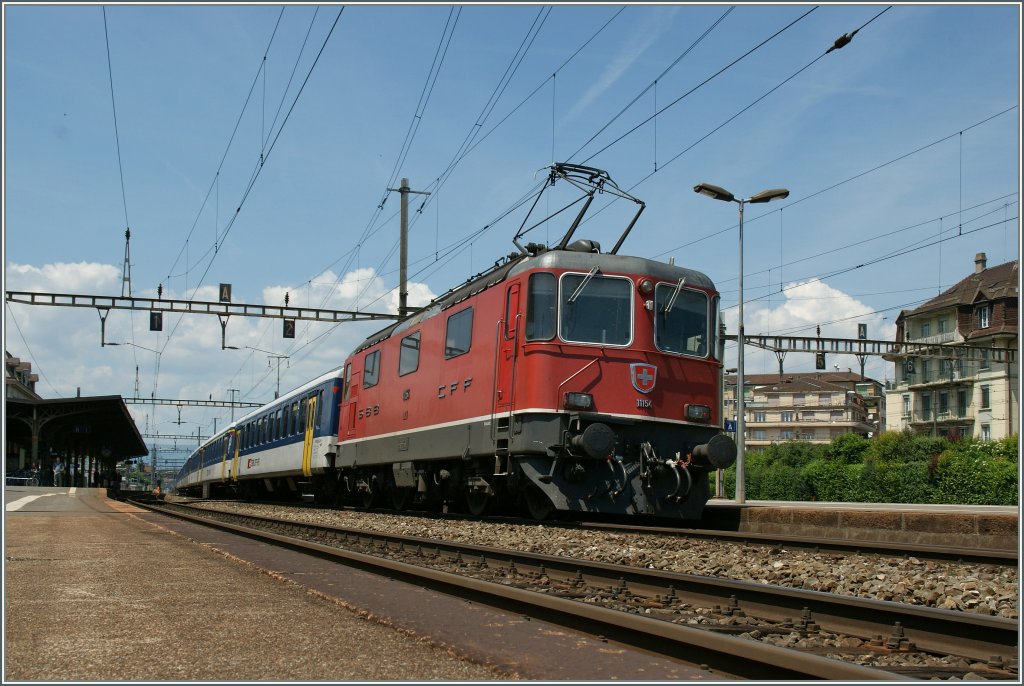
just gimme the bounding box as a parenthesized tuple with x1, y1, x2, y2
(5, 395, 148, 469)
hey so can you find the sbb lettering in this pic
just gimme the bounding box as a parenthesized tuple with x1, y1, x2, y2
(357, 405, 380, 419)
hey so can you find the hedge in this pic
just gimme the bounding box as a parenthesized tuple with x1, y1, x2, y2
(716, 432, 1017, 505)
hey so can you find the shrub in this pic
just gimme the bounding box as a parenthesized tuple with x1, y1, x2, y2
(931, 437, 1019, 505)
(825, 433, 870, 464)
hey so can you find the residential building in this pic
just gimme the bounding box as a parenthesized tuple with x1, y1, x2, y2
(884, 253, 1018, 440)
(724, 371, 883, 451)
(5, 351, 41, 401)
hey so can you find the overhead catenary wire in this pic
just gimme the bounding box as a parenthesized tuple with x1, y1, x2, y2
(164, 6, 287, 285)
(156, 8, 345, 363)
(300, 7, 625, 318)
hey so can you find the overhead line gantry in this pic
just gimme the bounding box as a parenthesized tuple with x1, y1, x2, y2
(4, 290, 402, 348)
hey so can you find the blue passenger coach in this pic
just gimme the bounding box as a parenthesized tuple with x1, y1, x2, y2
(175, 368, 345, 500)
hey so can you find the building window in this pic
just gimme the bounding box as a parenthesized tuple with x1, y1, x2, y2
(781, 411, 795, 422)
(902, 395, 911, 416)
(802, 411, 815, 420)
(793, 394, 805, 406)
(977, 305, 991, 329)
(981, 424, 991, 441)
(957, 389, 967, 417)
(753, 430, 766, 440)
(399, 331, 421, 376)
(938, 317, 947, 333)
(818, 393, 831, 405)
(921, 359, 930, 381)
(981, 385, 990, 409)
(938, 392, 949, 415)
(780, 430, 794, 440)
(921, 393, 931, 420)
(753, 412, 766, 423)
(921, 321, 931, 337)
(980, 349, 990, 370)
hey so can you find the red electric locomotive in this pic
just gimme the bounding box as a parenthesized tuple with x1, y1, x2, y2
(335, 164, 736, 519)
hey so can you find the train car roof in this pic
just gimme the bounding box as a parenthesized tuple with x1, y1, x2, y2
(233, 367, 345, 426)
(351, 240, 717, 354)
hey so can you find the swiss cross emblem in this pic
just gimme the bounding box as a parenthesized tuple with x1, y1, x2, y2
(630, 363, 657, 394)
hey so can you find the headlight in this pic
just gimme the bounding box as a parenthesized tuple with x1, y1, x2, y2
(685, 404, 711, 421)
(564, 392, 594, 410)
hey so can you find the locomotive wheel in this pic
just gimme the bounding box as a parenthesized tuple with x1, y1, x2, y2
(465, 490, 490, 517)
(523, 482, 554, 521)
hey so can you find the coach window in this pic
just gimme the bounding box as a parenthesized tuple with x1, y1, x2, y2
(445, 308, 473, 358)
(291, 402, 300, 434)
(364, 350, 381, 388)
(559, 273, 632, 345)
(399, 331, 421, 376)
(654, 283, 709, 357)
(526, 272, 556, 341)
(276, 409, 284, 440)
(283, 404, 292, 437)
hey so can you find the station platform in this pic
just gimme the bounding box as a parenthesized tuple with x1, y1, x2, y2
(3, 487, 716, 681)
(703, 498, 1018, 550)
(3, 486, 501, 681)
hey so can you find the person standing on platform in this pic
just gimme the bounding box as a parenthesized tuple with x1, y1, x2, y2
(68, 461, 77, 486)
(53, 458, 65, 487)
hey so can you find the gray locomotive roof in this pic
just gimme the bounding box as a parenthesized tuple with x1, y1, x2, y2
(352, 242, 716, 353)
(507, 248, 715, 288)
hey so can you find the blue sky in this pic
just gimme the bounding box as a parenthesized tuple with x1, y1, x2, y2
(4, 3, 1020, 467)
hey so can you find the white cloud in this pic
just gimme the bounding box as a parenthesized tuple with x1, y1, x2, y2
(4, 260, 436, 454)
(563, 9, 676, 124)
(721, 278, 898, 378)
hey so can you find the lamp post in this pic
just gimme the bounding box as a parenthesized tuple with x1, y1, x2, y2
(693, 182, 789, 504)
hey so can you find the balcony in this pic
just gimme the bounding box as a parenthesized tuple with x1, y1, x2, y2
(909, 331, 959, 345)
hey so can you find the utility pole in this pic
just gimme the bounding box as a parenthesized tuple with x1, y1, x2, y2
(387, 178, 430, 318)
(227, 388, 239, 422)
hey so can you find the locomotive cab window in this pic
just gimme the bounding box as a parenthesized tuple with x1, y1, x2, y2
(654, 283, 709, 357)
(399, 331, 421, 376)
(559, 273, 632, 345)
(445, 308, 473, 358)
(363, 350, 380, 388)
(526, 272, 556, 341)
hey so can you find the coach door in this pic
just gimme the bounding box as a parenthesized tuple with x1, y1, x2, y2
(341, 364, 358, 439)
(230, 429, 241, 482)
(220, 432, 234, 483)
(301, 394, 317, 477)
(495, 283, 521, 415)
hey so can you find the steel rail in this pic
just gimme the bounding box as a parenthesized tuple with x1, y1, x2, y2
(133, 498, 905, 680)
(142, 498, 1016, 671)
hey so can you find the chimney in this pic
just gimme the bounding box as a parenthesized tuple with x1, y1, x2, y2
(975, 252, 987, 273)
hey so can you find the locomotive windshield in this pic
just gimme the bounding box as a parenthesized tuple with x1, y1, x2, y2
(559, 273, 632, 345)
(654, 282, 708, 357)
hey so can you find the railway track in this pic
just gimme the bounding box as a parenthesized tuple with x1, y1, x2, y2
(180, 497, 1018, 566)
(133, 496, 1018, 680)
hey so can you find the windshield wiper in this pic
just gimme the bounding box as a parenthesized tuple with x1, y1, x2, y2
(661, 277, 686, 314)
(567, 266, 600, 303)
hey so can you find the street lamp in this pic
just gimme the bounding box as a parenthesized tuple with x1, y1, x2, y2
(693, 182, 789, 504)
